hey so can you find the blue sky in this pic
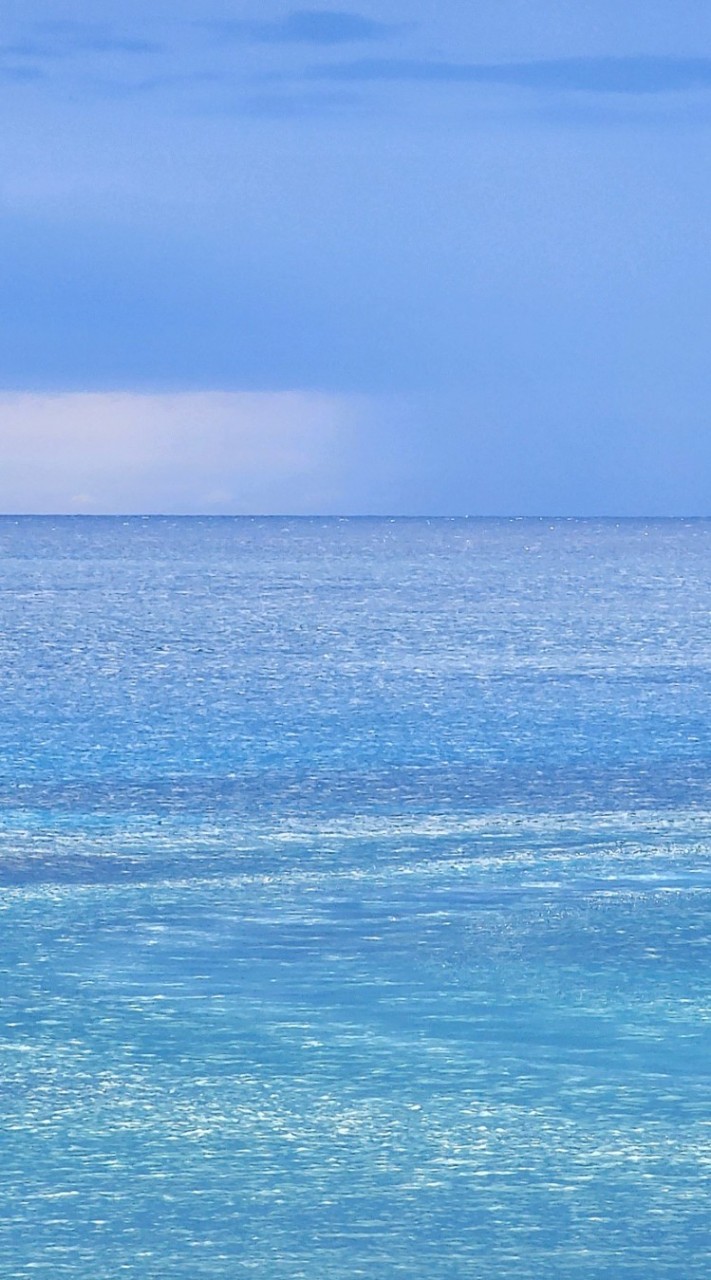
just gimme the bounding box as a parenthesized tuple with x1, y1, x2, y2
(2, 2, 711, 513)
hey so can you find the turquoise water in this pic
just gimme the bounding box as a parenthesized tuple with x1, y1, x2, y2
(1, 517, 710, 1277)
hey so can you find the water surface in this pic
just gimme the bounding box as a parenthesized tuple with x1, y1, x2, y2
(1, 517, 709, 1277)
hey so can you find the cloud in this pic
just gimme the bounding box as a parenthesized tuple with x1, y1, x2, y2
(8, 22, 161, 59)
(0, 64, 44, 81)
(0, 391, 367, 514)
(305, 55, 711, 95)
(208, 9, 402, 46)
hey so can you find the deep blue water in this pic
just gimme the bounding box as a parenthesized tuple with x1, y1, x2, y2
(1, 516, 710, 1278)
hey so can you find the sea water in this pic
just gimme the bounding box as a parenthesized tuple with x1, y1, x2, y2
(0, 516, 709, 1278)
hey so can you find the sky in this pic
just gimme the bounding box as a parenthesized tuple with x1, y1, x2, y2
(2, 2, 711, 514)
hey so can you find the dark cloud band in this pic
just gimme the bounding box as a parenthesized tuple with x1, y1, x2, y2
(207, 9, 402, 46)
(305, 55, 711, 94)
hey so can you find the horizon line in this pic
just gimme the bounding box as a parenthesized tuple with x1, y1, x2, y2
(1, 513, 711, 522)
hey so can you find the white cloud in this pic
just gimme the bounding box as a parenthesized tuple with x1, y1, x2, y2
(0, 390, 367, 513)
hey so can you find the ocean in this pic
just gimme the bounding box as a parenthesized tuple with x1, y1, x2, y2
(1, 516, 709, 1278)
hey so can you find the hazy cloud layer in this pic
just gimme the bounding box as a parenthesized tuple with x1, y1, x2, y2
(207, 9, 401, 46)
(0, 392, 365, 514)
(0, 64, 43, 80)
(306, 55, 711, 94)
(5, 22, 161, 58)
